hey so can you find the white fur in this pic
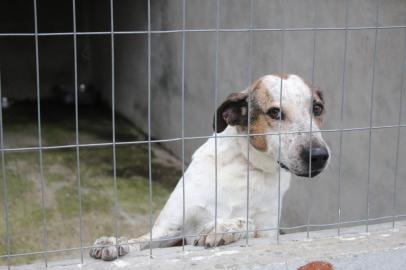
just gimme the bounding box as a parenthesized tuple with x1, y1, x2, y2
(260, 74, 329, 175)
(151, 126, 291, 245)
(90, 74, 329, 260)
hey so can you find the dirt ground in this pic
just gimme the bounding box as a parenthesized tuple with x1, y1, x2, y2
(0, 100, 182, 265)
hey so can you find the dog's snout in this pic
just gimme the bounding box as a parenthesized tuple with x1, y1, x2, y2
(310, 147, 329, 169)
(301, 146, 329, 174)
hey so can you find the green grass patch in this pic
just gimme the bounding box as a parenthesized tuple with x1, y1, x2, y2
(0, 101, 182, 265)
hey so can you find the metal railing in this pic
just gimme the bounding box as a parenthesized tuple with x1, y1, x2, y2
(1, 0, 406, 268)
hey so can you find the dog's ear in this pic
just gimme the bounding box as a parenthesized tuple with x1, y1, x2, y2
(213, 91, 249, 133)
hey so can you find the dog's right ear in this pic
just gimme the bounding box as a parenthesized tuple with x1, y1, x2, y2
(213, 91, 249, 133)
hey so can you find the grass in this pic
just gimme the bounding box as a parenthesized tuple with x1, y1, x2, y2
(0, 101, 182, 265)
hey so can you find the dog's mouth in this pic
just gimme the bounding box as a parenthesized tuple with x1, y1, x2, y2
(296, 170, 323, 178)
(277, 161, 290, 171)
(277, 161, 322, 178)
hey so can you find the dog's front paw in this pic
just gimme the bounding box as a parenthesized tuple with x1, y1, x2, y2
(194, 218, 255, 248)
(89, 236, 129, 261)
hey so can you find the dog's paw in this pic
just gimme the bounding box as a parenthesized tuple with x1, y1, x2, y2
(89, 236, 129, 261)
(194, 218, 255, 248)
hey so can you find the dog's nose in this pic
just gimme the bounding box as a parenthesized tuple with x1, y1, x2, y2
(302, 147, 329, 171)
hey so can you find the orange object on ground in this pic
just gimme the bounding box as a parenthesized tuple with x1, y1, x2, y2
(297, 261, 334, 270)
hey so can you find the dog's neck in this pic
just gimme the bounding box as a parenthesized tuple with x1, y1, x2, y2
(222, 126, 280, 175)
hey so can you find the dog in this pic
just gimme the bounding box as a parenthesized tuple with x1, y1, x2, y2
(89, 73, 330, 261)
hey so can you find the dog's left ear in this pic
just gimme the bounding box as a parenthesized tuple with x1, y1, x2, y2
(213, 91, 249, 133)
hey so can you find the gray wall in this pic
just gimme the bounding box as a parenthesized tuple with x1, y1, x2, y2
(2, 0, 406, 230)
(92, 0, 406, 230)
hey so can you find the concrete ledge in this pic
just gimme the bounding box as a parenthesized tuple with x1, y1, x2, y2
(4, 221, 406, 270)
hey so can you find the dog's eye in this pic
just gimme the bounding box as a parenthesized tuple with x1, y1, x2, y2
(313, 103, 324, 116)
(267, 107, 283, 120)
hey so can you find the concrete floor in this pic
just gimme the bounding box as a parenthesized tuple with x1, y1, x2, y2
(4, 220, 406, 270)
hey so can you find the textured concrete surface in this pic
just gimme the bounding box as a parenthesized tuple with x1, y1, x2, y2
(87, 0, 406, 230)
(4, 220, 406, 270)
(1, 0, 406, 232)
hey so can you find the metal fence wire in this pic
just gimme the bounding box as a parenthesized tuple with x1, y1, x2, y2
(1, 0, 406, 268)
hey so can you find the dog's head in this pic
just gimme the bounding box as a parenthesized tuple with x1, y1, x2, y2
(214, 74, 330, 178)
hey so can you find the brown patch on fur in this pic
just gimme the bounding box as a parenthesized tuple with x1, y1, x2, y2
(296, 78, 325, 128)
(272, 72, 290, 80)
(299, 77, 323, 105)
(298, 77, 324, 102)
(312, 89, 325, 127)
(249, 114, 268, 151)
(315, 89, 324, 103)
(246, 78, 280, 151)
(252, 80, 274, 111)
(252, 78, 295, 123)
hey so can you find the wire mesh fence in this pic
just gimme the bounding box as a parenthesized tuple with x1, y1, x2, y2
(0, 0, 406, 268)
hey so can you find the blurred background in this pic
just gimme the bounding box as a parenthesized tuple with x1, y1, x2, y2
(0, 0, 406, 265)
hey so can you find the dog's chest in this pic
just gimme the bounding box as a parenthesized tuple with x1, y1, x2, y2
(185, 132, 291, 224)
(216, 163, 281, 218)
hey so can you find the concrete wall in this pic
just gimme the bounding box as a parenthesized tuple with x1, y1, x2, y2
(91, 0, 406, 230)
(1, 0, 406, 230)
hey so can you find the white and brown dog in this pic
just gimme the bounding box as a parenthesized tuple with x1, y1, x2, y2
(90, 73, 330, 261)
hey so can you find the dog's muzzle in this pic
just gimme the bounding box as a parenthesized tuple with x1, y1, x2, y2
(300, 146, 329, 177)
(278, 146, 329, 178)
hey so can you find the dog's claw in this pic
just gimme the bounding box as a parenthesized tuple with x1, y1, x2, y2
(89, 236, 129, 261)
(194, 218, 255, 248)
(101, 245, 117, 261)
